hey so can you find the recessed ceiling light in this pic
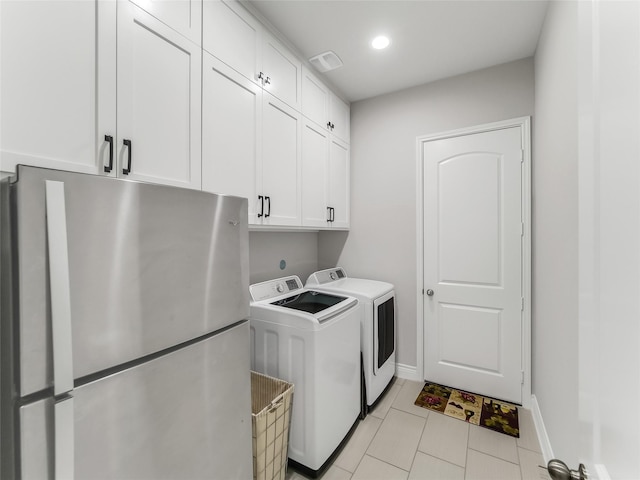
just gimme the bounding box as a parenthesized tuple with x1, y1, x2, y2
(371, 35, 390, 50)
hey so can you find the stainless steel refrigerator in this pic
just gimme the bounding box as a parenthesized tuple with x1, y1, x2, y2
(0, 166, 252, 479)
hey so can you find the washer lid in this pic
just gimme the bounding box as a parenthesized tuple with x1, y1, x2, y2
(270, 290, 348, 314)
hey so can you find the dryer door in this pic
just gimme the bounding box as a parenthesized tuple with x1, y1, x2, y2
(373, 291, 396, 373)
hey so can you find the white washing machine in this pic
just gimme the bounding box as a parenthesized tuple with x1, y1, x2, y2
(249, 275, 361, 476)
(306, 268, 396, 413)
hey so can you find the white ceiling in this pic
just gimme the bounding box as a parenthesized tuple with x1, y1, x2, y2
(245, 0, 549, 102)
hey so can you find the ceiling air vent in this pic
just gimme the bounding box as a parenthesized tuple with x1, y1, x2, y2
(308, 51, 343, 73)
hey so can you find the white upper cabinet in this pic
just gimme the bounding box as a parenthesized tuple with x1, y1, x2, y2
(202, 0, 260, 83)
(129, 0, 202, 45)
(202, 52, 262, 223)
(260, 93, 302, 226)
(261, 33, 301, 110)
(301, 119, 330, 228)
(116, 1, 201, 189)
(301, 119, 350, 230)
(301, 66, 350, 143)
(328, 137, 350, 228)
(329, 94, 350, 144)
(0, 0, 116, 175)
(1, 1, 201, 189)
(301, 68, 330, 129)
(202, 0, 301, 110)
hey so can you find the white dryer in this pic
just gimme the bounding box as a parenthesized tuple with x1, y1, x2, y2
(306, 268, 396, 413)
(249, 275, 361, 476)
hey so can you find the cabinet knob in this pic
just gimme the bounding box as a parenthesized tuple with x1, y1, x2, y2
(258, 72, 270, 86)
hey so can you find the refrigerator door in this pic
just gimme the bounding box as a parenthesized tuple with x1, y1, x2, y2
(18, 322, 252, 479)
(8, 166, 249, 396)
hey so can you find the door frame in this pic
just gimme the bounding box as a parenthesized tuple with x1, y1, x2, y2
(415, 116, 532, 408)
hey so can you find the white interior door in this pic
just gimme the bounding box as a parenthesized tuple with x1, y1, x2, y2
(423, 126, 524, 404)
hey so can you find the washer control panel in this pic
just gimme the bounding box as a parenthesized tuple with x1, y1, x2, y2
(250, 275, 303, 302)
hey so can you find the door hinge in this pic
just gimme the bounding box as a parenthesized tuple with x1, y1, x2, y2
(521, 222, 525, 236)
(521, 297, 525, 311)
(521, 371, 525, 384)
(520, 149, 525, 162)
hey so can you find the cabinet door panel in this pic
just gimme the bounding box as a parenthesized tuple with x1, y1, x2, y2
(329, 138, 350, 228)
(129, 0, 202, 44)
(301, 67, 329, 129)
(202, 0, 260, 84)
(330, 94, 350, 144)
(262, 94, 301, 226)
(203, 53, 261, 223)
(263, 34, 301, 110)
(118, 2, 201, 189)
(301, 120, 329, 228)
(0, 0, 116, 175)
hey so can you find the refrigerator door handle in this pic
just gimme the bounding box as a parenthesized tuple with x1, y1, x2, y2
(55, 396, 75, 479)
(45, 181, 74, 396)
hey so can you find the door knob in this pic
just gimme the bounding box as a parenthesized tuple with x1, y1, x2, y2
(426, 289, 434, 296)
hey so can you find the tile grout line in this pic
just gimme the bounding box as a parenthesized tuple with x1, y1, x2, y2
(405, 409, 430, 476)
(466, 446, 521, 466)
(347, 411, 385, 477)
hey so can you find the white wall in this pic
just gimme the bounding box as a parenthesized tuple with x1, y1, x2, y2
(319, 58, 534, 369)
(532, 0, 580, 466)
(535, 1, 640, 477)
(249, 232, 318, 285)
(577, 1, 640, 478)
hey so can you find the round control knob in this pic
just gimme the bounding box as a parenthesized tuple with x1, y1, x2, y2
(330, 272, 337, 280)
(276, 284, 284, 293)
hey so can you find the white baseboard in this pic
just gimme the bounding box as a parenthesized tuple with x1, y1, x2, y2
(395, 363, 422, 382)
(531, 395, 554, 464)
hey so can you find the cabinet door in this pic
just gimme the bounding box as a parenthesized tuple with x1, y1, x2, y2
(117, 2, 202, 189)
(301, 119, 329, 228)
(261, 93, 301, 226)
(329, 94, 351, 144)
(202, 53, 261, 223)
(301, 67, 329, 129)
(202, 0, 261, 85)
(328, 137, 350, 229)
(129, 0, 202, 45)
(262, 33, 301, 110)
(0, 0, 116, 175)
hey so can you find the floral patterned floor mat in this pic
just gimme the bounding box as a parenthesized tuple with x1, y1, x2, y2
(414, 382, 519, 438)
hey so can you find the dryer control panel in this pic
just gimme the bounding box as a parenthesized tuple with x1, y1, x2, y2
(249, 275, 303, 302)
(306, 268, 347, 286)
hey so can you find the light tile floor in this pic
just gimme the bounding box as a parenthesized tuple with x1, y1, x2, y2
(286, 378, 551, 480)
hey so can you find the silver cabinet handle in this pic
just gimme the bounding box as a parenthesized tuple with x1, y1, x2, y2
(45, 181, 74, 396)
(426, 289, 434, 296)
